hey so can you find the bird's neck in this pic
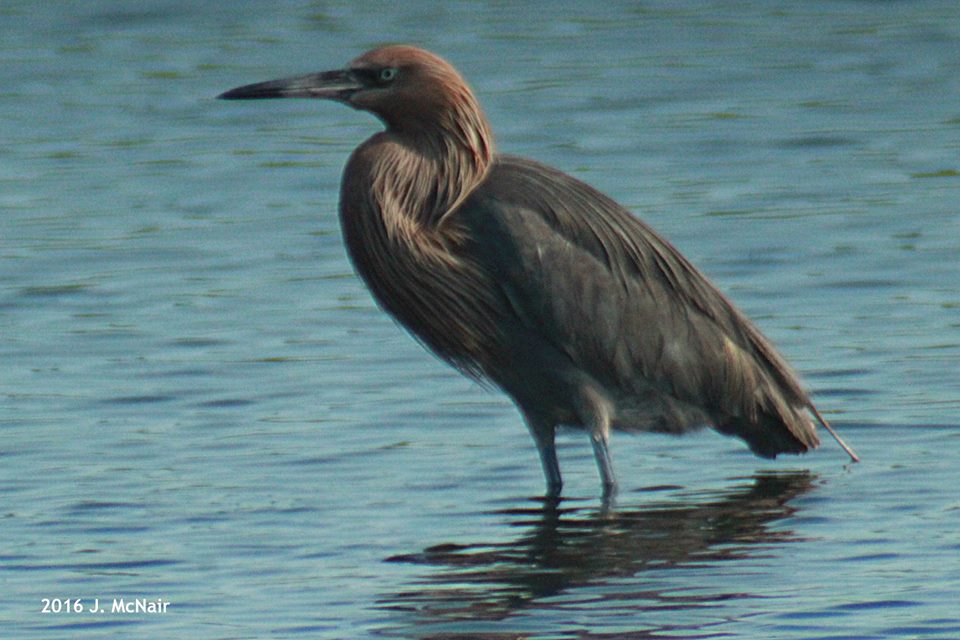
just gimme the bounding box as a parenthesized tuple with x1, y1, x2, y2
(406, 126, 492, 226)
(368, 97, 493, 232)
(338, 116, 501, 378)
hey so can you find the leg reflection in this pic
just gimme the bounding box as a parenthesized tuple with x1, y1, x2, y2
(380, 472, 816, 629)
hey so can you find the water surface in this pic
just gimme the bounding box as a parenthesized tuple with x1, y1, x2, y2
(2, 2, 959, 638)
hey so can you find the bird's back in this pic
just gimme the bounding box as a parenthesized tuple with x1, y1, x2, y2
(455, 155, 820, 457)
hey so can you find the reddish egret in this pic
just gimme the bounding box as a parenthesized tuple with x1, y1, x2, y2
(219, 45, 859, 496)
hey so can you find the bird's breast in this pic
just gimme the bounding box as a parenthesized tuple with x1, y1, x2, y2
(339, 197, 505, 380)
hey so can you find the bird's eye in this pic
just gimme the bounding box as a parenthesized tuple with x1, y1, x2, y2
(377, 67, 398, 83)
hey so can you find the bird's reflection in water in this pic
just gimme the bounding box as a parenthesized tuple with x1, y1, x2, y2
(379, 471, 815, 635)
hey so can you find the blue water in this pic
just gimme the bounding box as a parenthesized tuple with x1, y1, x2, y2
(3, 2, 959, 638)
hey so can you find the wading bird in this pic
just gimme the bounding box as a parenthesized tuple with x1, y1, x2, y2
(219, 45, 858, 497)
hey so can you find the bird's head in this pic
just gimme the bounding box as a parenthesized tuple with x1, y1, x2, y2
(218, 45, 488, 138)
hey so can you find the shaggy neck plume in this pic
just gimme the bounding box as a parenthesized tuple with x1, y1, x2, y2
(378, 89, 493, 231)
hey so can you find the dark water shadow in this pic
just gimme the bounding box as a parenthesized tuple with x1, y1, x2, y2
(377, 471, 816, 637)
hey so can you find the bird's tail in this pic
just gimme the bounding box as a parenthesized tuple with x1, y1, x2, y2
(717, 407, 816, 459)
(717, 404, 860, 462)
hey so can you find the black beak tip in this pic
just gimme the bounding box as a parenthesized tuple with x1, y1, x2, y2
(217, 85, 263, 100)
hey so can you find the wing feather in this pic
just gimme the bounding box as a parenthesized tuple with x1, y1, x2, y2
(459, 155, 819, 454)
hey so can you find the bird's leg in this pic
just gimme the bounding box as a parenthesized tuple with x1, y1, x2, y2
(591, 431, 617, 498)
(524, 415, 562, 497)
(540, 438, 563, 498)
(579, 392, 617, 497)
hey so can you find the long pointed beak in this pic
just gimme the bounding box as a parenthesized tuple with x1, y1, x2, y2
(217, 69, 361, 101)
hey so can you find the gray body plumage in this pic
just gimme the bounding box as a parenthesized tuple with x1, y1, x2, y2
(349, 153, 819, 457)
(466, 156, 818, 453)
